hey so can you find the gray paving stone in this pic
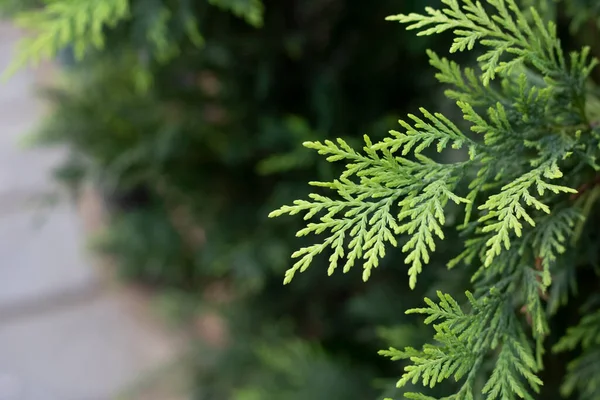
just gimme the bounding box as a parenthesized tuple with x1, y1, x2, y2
(0, 22, 67, 195)
(0, 293, 178, 400)
(0, 20, 183, 400)
(0, 21, 97, 308)
(0, 147, 67, 195)
(0, 202, 98, 309)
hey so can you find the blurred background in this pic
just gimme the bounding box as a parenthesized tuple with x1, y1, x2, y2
(0, 20, 184, 400)
(0, 0, 591, 399)
(0, 1, 451, 397)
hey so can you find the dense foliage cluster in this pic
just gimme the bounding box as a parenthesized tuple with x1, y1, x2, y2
(272, 0, 600, 398)
(4, 0, 600, 399)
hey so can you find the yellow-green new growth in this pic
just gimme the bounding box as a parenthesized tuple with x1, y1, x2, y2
(3, 0, 265, 79)
(269, 112, 471, 289)
(5, 0, 129, 77)
(387, 0, 565, 86)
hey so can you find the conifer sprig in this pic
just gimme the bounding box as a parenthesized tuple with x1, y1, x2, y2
(4, 0, 265, 78)
(553, 310, 600, 398)
(387, 0, 565, 86)
(531, 207, 583, 285)
(6, 0, 129, 76)
(381, 290, 542, 400)
(554, 309, 600, 352)
(270, 118, 470, 287)
(478, 161, 576, 266)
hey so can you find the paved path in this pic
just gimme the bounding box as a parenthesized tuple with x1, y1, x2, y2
(0, 22, 182, 400)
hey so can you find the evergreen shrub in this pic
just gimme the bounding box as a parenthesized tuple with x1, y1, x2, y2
(272, 0, 600, 399)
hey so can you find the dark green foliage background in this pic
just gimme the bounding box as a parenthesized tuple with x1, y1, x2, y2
(27, 1, 454, 398)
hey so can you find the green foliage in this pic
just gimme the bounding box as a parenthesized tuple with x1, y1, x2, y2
(273, 0, 597, 287)
(562, 0, 600, 32)
(269, 125, 471, 288)
(230, 339, 373, 400)
(207, 0, 263, 27)
(272, 0, 600, 398)
(388, 0, 567, 86)
(4, 0, 264, 76)
(380, 290, 543, 400)
(553, 309, 600, 399)
(12, 0, 600, 398)
(7, 0, 130, 75)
